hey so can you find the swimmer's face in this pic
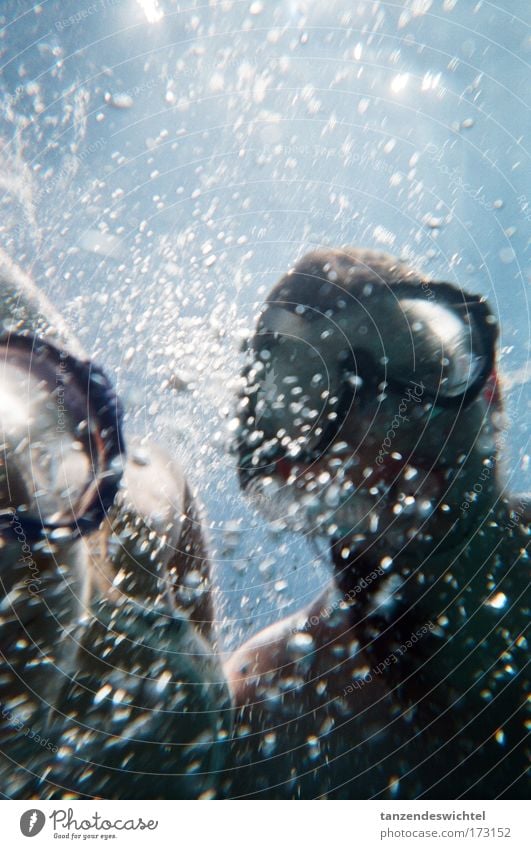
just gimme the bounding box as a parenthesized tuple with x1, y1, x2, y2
(235, 249, 500, 556)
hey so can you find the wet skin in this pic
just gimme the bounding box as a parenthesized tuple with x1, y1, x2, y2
(226, 248, 530, 799)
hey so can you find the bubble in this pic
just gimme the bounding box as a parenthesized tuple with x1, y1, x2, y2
(495, 728, 506, 745)
(390, 73, 409, 94)
(499, 247, 516, 264)
(156, 670, 172, 693)
(306, 735, 321, 760)
(49, 526, 73, 541)
(417, 499, 433, 516)
(93, 684, 112, 705)
(261, 732, 277, 755)
(424, 216, 443, 229)
(389, 775, 400, 796)
(287, 632, 314, 653)
(485, 592, 508, 610)
(105, 92, 134, 109)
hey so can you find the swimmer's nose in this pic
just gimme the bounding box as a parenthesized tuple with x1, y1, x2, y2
(0, 333, 124, 543)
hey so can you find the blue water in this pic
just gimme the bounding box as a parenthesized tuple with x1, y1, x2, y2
(0, 0, 529, 647)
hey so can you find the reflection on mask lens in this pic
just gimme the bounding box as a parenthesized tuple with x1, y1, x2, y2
(0, 359, 92, 526)
(0, 335, 124, 540)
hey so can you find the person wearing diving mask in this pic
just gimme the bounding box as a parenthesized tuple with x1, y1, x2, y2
(0, 252, 231, 799)
(226, 247, 529, 799)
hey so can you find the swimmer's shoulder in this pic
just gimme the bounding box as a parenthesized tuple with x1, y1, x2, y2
(224, 584, 343, 704)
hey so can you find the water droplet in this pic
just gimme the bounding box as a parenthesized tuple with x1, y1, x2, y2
(499, 247, 516, 264)
(94, 684, 112, 705)
(485, 592, 507, 610)
(424, 216, 443, 229)
(389, 775, 400, 796)
(106, 92, 134, 109)
(49, 526, 73, 541)
(306, 735, 320, 759)
(261, 731, 277, 755)
(287, 632, 314, 653)
(391, 73, 409, 94)
(156, 670, 172, 692)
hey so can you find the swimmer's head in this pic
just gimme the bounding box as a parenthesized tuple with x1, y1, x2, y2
(235, 247, 501, 557)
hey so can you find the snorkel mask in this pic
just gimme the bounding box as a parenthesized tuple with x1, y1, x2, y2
(236, 249, 498, 488)
(0, 333, 124, 543)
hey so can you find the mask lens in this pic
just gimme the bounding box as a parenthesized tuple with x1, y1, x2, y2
(398, 298, 487, 401)
(0, 335, 123, 539)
